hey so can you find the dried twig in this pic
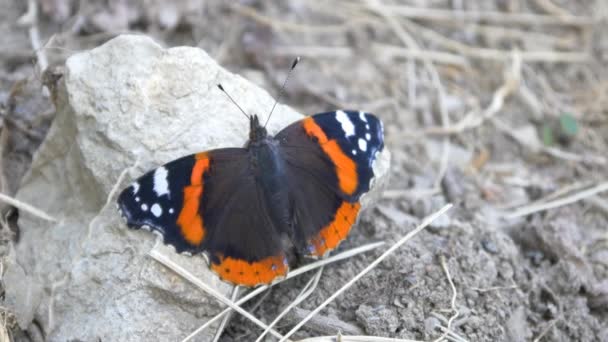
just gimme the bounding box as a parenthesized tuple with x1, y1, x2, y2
(230, 3, 354, 34)
(212, 286, 240, 342)
(180, 241, 385, 342)
(150, 249, 286, 340)
(365, 0, 451, 189)
(491, 118, 607, 165)
(433, 256, 460, 342)
(255, 267, 324, 341)
(379, 42, 586, 64)
(18, 0, 49, 74)
(0, 193, 56, 222)
(504, 181, 608, 219)
(435, 325, 469, 342)
(374, 44, 468, 67)
(278, 204, 453, 342)
(425, 52, 521, 135)
(283, 307, 364, 336)
(272, 46, 353, 58)
(532, 319, 559, 342)
(297, 336, 421, 342)
(360, 4, 593, 27)
(437, 21, 578, 50)
(401, 20, 588, 63)
(533, 0, 572, 17)
(470, 285, 519, 293)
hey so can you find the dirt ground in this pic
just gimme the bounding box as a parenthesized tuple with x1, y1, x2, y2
(1, 0, 607, 341)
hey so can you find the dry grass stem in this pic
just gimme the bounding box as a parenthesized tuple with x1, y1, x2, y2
(368, 5, 592, 27)
(426, 52, 521, 135)
(283, 307, 364, 336)
(180, 241, 385, 342)
(543, 146, 607, 165)
(149, 249, 287, 340)
(212, 286, 240, 342)
(435, 325, 469, 342)
(533, 0, 572, 17)
(491, 118, 607, 165)
(0, 193, 57, 222)
(382, 188, 440, 200)
(438, 21, 577, 50)
(381, 44, 587, 64)
(278, 204, 453, 342)
(374, 44, 468, 66)
(470, 285, 519, 293)
(272, 46, 353, 58)
(402, 20, 587, 63)
(532, 318, 559, 342)
(256, 267, 324, 341)
(230, 4, 352, 34)
(505, 181, 608, 219)
(297, 335, 422, 342)
(433, 256, 460, 342)
(18, 0, 48, 74)
(365, 0, 451, 188)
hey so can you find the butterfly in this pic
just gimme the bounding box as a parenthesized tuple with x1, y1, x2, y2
(117, 61, 385, 287)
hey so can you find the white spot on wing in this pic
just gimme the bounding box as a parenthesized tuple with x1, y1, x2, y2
(151, 203, 163, 217)
(141, 203, 148, 211)
(365, 133, 371, 140)
(359, 111, 368, 122)
(352, 149, 357, 155)
(135, 197, 140, 202)
(153, 167, 170, 197)
(358, 138, 367, 152)
(365, 124, 370, 130)
(131, 182, 140, 194)
(336, 110, 355, 137)
(169, 208, 174, 214)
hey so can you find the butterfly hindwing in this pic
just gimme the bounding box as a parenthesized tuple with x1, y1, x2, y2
(276, 110, 384, 256)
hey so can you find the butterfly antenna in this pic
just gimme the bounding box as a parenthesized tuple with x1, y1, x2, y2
(217, 84, 250, 120)
(264, 57, 300, 128)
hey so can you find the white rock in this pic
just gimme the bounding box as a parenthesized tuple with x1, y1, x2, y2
(5, 35, 390, 341)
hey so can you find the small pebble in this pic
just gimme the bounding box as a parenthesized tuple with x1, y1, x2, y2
(481, 238, 499, 254)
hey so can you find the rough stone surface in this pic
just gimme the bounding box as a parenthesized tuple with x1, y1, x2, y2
(5, 35, 390, 341)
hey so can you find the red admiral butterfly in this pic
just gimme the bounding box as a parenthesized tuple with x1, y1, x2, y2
(118, 61, 385, 287)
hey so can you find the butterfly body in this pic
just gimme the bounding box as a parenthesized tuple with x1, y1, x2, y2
(118, 110, 384, 287)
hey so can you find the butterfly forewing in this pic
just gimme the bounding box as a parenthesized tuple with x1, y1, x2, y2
(117, 148, 288, 286)
(276, 110, 384, 256)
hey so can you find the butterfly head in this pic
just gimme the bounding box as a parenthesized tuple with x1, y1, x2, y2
(249, 114, 268, 142)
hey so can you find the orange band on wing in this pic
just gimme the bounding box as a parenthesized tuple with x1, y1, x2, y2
(191, 153, 210, 185)
(211, 254, 288, 287)
(309, 201, 361, 257)
(176, 154, 210, 245)
(302, 117, 357, 195)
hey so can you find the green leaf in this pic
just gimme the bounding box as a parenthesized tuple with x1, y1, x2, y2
(559, 113, 579, 136)
(542, 124, 554, 146)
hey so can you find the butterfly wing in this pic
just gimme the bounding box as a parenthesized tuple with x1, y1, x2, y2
(117, 149, 288, 287)
(275, 110, 384, 256)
